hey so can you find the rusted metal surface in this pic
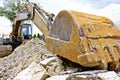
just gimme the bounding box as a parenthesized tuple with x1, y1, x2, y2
(46, 10, 120, 70)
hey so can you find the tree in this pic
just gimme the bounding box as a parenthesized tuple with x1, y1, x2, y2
(33, 34, 37, 38)
(0, 0, 29, 22)
(32, 33, 43, 39)
(37, 33, 43, 39)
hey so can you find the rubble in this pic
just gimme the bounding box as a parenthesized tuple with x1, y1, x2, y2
(0, 38, 63, 80)
(0, 38, 120, 80)
(40, 57, 64, 76)
(14, 62, 48, 80)
(47, 70, 120, 80)
(66, 70, 120, 80)
(97, 71, 120, 80)
(46, 74, 69, 80)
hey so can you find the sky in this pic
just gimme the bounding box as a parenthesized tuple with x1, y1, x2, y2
(0, 0, 120, 35)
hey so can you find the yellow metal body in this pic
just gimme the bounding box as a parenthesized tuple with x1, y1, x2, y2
(46, 10, 120, 70)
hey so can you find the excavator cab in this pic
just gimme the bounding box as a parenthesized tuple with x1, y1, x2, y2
(11, 23, 32, 50)
(22, 24, 32, 40)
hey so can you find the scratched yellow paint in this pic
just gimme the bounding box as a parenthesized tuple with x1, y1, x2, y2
(46, 10, 120, 70)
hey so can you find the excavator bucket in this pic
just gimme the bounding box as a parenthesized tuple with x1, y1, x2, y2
(46, 10, 120, 70)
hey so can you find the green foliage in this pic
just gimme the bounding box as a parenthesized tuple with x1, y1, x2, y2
(0, 8, 5, 16)
(6, 11, 15, 21)
(0, 0, 29, 22)
(33, 34, 37, 38)
(37, 33, 40, 38)
(37, 33, 43, 39)
(32, 33, 43, 39)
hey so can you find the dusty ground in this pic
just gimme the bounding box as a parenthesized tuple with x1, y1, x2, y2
(0, 38, 57, 80)
(0, 38, 120, 80)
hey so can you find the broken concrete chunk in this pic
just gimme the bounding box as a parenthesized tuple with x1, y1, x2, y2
(61, 68, 78, 74)
(40, 57, 58, 66)
(97, 71, 120, 80)
(46, 74, 69, 80)
(66, 73, 101, 80)
(40, 56, 64, 76)
(14, 62, 48, 80)
(66, 70, 120, 80)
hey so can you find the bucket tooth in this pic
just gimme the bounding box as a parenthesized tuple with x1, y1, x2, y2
(108, 46, 120, 70)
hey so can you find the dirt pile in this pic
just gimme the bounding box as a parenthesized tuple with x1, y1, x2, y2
(0, 38, 63, 80)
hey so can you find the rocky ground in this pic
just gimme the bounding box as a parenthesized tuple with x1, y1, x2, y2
(0, 38, 120, 80)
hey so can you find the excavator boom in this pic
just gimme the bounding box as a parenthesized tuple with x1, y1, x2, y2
(11, 2, 54, 49)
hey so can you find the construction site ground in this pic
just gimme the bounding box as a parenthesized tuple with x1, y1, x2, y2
(0, 38, 120, 80)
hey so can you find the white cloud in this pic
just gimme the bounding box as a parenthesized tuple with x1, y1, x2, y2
(32, 23, 43, 35)
(0, 0, 3, 7)
(0, 0, 120, 35)
(94, 4, 120, 28)
(36, 0, 96, 15)
(0, 17, 12, 34)
(38, 0, 120, 28)
(76, 0, 120, 9)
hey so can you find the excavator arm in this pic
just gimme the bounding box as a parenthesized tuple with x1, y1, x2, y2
(11, 2, 54, 48)
(12, 2, 55, 41)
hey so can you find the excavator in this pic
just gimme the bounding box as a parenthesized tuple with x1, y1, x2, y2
(2, 2, 120, 70)
(11, 23, 32, 49)
(0, 23, 32, 57)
